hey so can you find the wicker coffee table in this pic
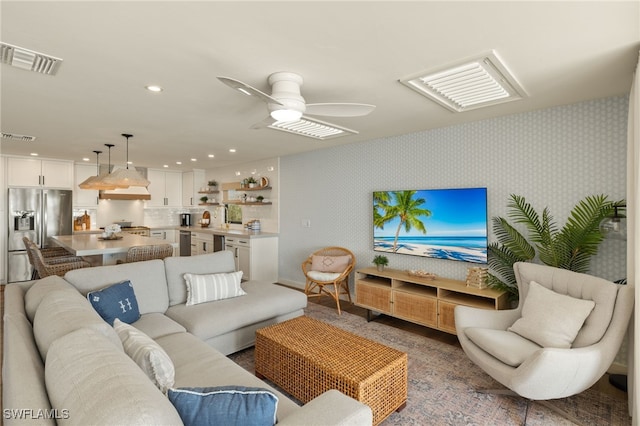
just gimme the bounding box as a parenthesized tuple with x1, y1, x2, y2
(255, 316, 408, 425)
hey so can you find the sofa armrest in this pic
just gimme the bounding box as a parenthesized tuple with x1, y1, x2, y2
(277, 390, 372, 426)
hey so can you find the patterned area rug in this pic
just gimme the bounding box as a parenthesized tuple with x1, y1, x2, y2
(228, 303, 630, 425)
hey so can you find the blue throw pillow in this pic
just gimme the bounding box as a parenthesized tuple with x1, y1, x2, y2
(167, 386, 278, 426)
(87, 280, 140, 325)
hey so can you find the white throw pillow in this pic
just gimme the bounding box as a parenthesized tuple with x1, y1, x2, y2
(113, 318, 175, 393)
(508, 280, 595, 348)
(184, 271, 246, 306)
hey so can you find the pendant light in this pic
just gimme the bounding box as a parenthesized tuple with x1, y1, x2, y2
(90, 144, 122, 190)
(599, 204, 627, 240)
(102, 134, 150, 188)
(78, 150, 103, 189)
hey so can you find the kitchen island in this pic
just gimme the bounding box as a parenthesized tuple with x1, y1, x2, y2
(51, 233, 178, 266)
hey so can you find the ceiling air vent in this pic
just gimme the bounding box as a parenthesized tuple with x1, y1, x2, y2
(0, 42, 62, 75)
(268, 116, 358, 140)
(2, 132, 37, 142)
(400, 51, 526, 112)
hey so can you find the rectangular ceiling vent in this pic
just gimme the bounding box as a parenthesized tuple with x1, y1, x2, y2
(268, 116, 358, 140)
(0, 42, 62, 75)
(2, 132, 37, 142)
(400, 51, 526, 112)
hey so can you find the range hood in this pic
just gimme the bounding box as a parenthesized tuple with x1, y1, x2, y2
(98, 166, 151, 200)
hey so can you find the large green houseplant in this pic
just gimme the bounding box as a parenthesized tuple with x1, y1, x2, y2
(488, 194, 623, 299)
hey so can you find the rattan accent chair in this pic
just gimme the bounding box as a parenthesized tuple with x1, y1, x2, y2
(23, 237, 91, 278)
(121, 244, 174, 263)
(301, 246, 355, 315)
(23, 237, 87, 279)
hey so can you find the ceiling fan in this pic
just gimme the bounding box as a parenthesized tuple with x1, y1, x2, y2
(217, 72, 375, 138)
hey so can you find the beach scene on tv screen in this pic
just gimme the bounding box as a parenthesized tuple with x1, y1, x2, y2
(373, 188, 488, 264)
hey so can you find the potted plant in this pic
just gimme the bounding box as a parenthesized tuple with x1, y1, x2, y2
(207, 180, 218, 190)
(373, 255, 389, 271)
(199, 196, 209, 204)
(256, 195, 264, 203)
(247, 177, 257, 188)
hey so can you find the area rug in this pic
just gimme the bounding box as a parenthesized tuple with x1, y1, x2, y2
(228, 303, 630, 425)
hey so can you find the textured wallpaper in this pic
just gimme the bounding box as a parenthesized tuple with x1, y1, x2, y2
(279, 96, 628, 287)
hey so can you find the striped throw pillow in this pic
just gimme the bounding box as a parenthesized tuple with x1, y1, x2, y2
(184, 271, 245, 306)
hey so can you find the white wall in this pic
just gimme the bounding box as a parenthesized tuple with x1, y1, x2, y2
(278, 96, 628, 288)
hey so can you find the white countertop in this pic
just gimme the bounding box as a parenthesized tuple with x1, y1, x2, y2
(173, 226, 278, 238)
(51, 233, 178, 256)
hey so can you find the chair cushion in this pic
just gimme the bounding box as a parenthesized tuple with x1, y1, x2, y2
(87, 280, 141, 325)
(113, 319, 175, 393)
(465, 327, 542, 367)
(311, 255, 350, 273)
(307, 270, 342, 282)
(167, 386, 278, 426)
(508, 280, 595, 348)
(184, 271, 246, 306)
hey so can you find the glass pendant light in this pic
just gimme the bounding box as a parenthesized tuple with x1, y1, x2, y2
(599, 204, 627, 240)
(102, 134, 150, 188)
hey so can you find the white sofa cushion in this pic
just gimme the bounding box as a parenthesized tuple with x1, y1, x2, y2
(45, 327, 183, 425)
(33, 289, 123, 361)
(24, 276, 78, 322)
(165, 281, 307, 343)
(508, 280, 595, 348)
(64, 259, 169, 315)
(132, 312, 187, 339)
(164, 251, 237, 306)
(184, 271, 246, 305)
(465, 327, 542, 367)
(113, 319, 175, 393)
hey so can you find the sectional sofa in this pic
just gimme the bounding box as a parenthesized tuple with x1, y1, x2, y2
(3, 250, 372, 425)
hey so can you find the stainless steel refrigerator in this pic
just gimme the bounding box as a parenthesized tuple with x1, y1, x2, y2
(8, 188, 73, 282)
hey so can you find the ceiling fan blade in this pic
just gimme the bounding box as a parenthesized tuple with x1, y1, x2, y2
(304, 103, 376, 117)
(217, 76, 283, 106)
(249, 116, 276, 130)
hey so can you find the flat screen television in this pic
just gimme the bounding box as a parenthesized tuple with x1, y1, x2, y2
(373, 187, 488, 264)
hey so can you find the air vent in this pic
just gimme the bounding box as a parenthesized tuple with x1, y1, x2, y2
(400, 51, 526, 112)
(268, 117, 358, 140)
(0, 42, 62, 75)
(2, 132, 36, 142)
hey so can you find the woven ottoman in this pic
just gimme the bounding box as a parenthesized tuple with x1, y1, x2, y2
(255, 316, 407, 425)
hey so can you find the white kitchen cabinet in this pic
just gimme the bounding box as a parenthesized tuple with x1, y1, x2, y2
(182, 169, 205, 206)
(7, 157, 73, 188)
(225, 236, 278, 282)
(147, 169, 182, 207)
(73, 164, 99, 206)
(150, 228, 178, 256)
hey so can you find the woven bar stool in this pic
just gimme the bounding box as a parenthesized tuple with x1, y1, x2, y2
(118, 244, 174, 263)
(23, 237, 87, 279)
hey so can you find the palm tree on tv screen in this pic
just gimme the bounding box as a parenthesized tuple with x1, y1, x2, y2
(380, 191, 432, 252)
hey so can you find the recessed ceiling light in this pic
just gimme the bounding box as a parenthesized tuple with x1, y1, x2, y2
(30, 153, 38, 156)
(163, 165, 168, 168)
(82, 157, 90, 162)
(229, 148, 236, 153)
(235, 171, 241, 176)
(208, 154, 215, 158)
(176, 161, 182, 165)
(191, 158, 197, 162)
(145, 85, 163, 92)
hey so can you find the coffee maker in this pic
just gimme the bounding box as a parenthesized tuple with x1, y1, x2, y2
(180, 213, 193, 227)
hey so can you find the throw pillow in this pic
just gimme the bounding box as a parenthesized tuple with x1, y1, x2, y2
(310, 255, 350, 273)
(168, 386, 278, 426)
(508, 280, 596, 348)
(87, 280, 140, 325)
(184, 271, 246, 306)
(113, 319, 175, 393)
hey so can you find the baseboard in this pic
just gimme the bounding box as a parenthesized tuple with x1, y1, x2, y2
(608, 362, 627, 375)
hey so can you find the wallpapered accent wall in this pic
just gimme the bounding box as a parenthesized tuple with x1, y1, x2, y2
(278, 96, 628, 288)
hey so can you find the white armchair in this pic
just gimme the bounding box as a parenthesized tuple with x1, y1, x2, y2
(455, 262, 633, 422)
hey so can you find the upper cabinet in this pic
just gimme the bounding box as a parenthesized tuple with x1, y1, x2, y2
(7, 157, 73, 188)
(73, 164, 99, 206)
(182, 169, 205, 207)
(147, 169, 182, 207)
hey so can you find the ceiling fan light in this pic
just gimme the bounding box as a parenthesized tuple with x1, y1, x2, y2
(270, 109, 302, 122)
